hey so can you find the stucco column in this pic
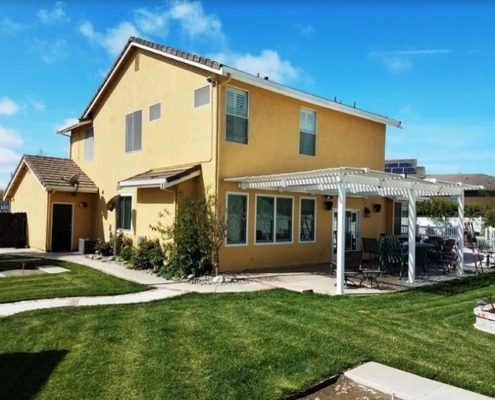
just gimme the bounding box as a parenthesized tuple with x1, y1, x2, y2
(336, 181, 347, 295)
(407, 188, 417, 283)
(457, 192, 465, 274)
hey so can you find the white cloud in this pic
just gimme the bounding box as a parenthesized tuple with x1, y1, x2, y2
(169, 0, 226, 44)
(212, 50, 300, 84)
(103, 23, 139, 56)
(55, 118, 79, 132)
(0, 17, 24, 33)
(38, 1, 69, 25)
(134, 8, 168, 35)
(0, 98, 19, 115)
(33, 38, 69, 63)
(79, 20, 138, 56)
(32, 101, 46, 112)
(0, 125, 23, 147)
(294, 23, 314, 37)
(369, 48, 453, 73)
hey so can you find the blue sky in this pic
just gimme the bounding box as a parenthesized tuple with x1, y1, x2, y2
(1, 1, 494, 188)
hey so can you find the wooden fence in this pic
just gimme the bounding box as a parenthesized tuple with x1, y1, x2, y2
(0, 212, 27, 248)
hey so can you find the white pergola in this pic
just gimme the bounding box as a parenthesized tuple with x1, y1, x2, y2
(226, 167, 482, 294)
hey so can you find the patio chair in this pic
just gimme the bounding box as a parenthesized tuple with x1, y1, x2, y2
(362, 237, 380, 266)
(430, 238, 456, 274)
(474, 236, 495, 271)
(399, 244, 429, 279)
(330, 250, 364, 287)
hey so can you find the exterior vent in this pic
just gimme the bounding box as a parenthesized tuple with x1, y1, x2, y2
(134, 53, 140, 72)
(194, 85, 210, 108)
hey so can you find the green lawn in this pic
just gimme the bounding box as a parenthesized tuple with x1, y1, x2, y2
(1, 274, 495, 400)
(0, 258, 148, 304)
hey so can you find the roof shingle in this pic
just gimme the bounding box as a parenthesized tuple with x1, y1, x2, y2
(22, 155, 97, 189)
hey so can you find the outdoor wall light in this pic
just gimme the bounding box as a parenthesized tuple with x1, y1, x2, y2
(373, 204, 382, 213)
(324, 196, 333, 211)
(79, 202, 88, 208)
(364, 207, 371, 218)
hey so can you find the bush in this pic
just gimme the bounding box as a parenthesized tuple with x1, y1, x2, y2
(115, 232, 133, 255)
(119, 246, 136, 263)
(133, 238, 164, 271)
(151, 193, 218, 278)
(95, 240, 113, 256)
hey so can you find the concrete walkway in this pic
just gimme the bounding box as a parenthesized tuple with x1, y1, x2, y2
(346, 362, 494, 400)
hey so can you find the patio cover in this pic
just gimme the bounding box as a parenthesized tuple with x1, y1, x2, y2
(226, 167, 483, 294)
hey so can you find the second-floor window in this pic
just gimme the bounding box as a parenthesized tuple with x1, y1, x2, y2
(300, 108, 316, 156)
(125, 110, 142, 153)
(226, 87, 248, 144)
(84, 127, 94, 161)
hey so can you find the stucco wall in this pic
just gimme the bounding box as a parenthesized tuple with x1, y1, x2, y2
(215, 80, 389, 271)
(48, 192, 96, 251)
(70, 47, 218, 243)
(69, 50, 391, 270)
(9, 169, 48, 250)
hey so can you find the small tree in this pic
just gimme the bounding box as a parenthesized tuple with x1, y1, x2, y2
(206, 193, 228, 276)
(151, 190, 229, 278)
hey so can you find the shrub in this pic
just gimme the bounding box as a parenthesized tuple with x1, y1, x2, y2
(95, 240, 113, 256)
(115, 232, 133, 255)
(119, 246, 136, 263)
(133, 238, 164, 271)
(151, 192, 226, 278)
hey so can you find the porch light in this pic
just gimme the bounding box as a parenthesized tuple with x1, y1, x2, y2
(324, 196, 333, 211)
(364, 207, 371, 218)
(373, 204, 382, 213)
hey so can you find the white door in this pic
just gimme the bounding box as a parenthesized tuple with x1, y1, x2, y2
(332, 210, 360, 258)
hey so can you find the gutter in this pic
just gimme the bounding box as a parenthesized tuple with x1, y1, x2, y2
(222, 66, 402, 129)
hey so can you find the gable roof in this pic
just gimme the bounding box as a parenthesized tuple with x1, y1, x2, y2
(425, 174, 495, 191)
(57, 37, 401, 134)
(4, 155, 98, 200)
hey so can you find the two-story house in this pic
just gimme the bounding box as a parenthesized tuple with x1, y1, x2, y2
(6, 37, 475, 284)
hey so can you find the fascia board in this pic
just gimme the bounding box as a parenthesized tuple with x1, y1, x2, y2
(223, 66, 402, 129)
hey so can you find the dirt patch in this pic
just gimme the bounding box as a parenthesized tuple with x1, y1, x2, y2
(299, 375, 389, 400)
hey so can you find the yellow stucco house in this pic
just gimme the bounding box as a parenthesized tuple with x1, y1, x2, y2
(5, 36, 408, 272)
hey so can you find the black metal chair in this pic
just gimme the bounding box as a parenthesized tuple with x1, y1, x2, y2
(362, 237, 380, 266)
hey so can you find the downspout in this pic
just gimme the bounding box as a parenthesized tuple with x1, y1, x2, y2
(213, 73, 232, 276)
(46, 190, 53, 251)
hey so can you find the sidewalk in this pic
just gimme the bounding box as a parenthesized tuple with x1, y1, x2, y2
(345, 362, 494, 400)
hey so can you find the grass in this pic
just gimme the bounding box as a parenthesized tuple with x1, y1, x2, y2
(1, 274, 495, 400)
(0, 258, 148, 304)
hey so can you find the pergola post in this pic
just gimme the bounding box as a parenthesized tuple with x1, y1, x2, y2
(335, 180, 347, 295)
(457, 192, 465, 274)
(407, 188, 417, 283)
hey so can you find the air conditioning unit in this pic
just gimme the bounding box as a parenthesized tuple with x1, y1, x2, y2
(79, 238, 99, 255)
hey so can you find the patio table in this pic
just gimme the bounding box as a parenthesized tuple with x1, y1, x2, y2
(361, 268, 381, 288)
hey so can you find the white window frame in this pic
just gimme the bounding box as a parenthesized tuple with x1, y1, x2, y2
(225, 192, 249, 247)
(117, 194, 133, 232)
(194, 85, 211, 109)
(299, 197, 317, 243)
(254, 194, 294, 245)
(299, 107, 317, 156)
(149, 103, 161, 122)
(84, 127, 94, 161)
(125, 109, 142, 153)
(226, 85, 249, 144)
